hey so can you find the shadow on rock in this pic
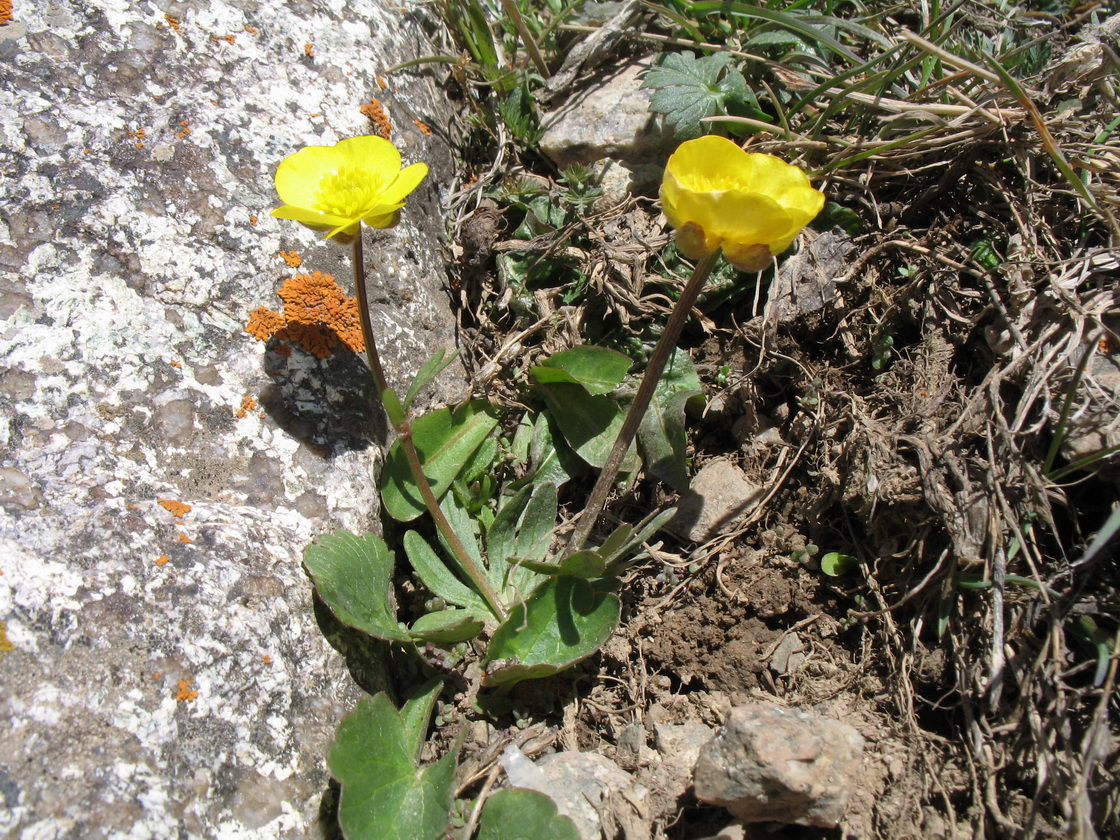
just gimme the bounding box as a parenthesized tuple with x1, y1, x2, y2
(257, 335, 387, 455)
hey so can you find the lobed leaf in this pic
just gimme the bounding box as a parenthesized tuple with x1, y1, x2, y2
(329, 694, 455, 840)
(303, 531, 409, 642)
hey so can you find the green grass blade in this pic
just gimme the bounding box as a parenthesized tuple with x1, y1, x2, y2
(686, 1, 864, 65)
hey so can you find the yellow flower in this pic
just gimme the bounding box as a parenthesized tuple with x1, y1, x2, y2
(661, 136, 825, 272)
(271, 136, 428, 239)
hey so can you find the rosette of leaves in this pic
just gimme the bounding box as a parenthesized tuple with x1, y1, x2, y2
(302, 345, 698, 689)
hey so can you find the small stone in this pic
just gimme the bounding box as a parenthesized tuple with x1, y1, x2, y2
(540, 61, 673, 168)
(507, 750, 646, 840)
(616, 722, 645, 771)
(653, 721, 714, 770)
(769, 633, 806, 676)
(667, 459, 764, 542)
(693, 703, 865, 828)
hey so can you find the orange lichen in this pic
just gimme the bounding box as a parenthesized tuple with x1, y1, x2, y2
(249, 215, 258, 226)
(177, 532, 192, 544)
(244, 24, 258, 34)
(158, 498, 191, 517)
(245, 306, 286, 340)
(155, 554, 170, 566)
(304, 42, 314, 58)
(169, 359, 182, 368)
(175, 679, 199, 702)
(0, 621, 13, 654)
(178, 127, 191, 138)
(359, 98, 392, 139)
(153, 671, 162, 679)
(165, 14, 180, 32)
(225, 34, 236, 44)
(376, 76, 388, 91)
(263, 654, 272, 665)
(309, 112, 321, 118)
(413, 119, 432, 136)
(1100, 334, 1119, 355)
(235, 395, 258, 418)
(277, 272, 365, 356)
(279, 250, 302, 267)
(246, 272, 365, 359)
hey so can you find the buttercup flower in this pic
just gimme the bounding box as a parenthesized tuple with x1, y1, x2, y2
(661, 135, 825, 272)
(271, 135, 428, 239)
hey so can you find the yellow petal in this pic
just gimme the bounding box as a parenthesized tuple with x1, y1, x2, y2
(380, 162, 429, 205)
(271, 205, 352, 228)
(706, 190, 795, 250)
(661, 136, 825, 263)
(325, 220, 362, 239)
(362, 209, 402, 229)
(274, 145, 347, 209)
(335, 135, 402, 174)
(665, 135, 748, 192)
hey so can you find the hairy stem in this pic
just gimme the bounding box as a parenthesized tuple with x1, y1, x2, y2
(351, 234, 506, 619)
(563, 250, 721, 555)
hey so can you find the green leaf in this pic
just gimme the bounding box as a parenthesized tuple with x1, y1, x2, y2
(600, 508, 676, 579)
(403, 530, 491, 618)
(820, 552, 860, 577)
(304, 532, 410, 642)
(558, 550, 606, 578)
(399, 678, 444, 763)
(530, 346, 633, 396)
(382, 401, 499, 522)
(483, 577, 620, 687)
(402, 348, 459, 414)
(488, 483, 558, 566)
(536, 382, 637, 471)
(636, 349, 703, 492)
(329, 694, 456, 840)
(436, 492, 498, 594)
(504, 549, 606, 580)
(513, 411, 581, 488)
(687, 3, 864, 66)
(478, 789, 580, 840)
(814, 201, 863, 237)
(409, 608, 485, 643)
(641, 51, 760, 139)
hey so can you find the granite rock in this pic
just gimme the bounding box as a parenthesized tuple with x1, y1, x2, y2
(539, 60, 673, 168)
(693, 703, 865, 828)
(503, 746, 649, 840)
(0, 0, 463, 836)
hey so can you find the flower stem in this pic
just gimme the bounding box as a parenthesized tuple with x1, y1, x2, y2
(351, 234, 506, 620)
(563, 250, 721, 555)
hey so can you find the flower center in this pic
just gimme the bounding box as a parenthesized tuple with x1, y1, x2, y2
(315, 166, 389, 217)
